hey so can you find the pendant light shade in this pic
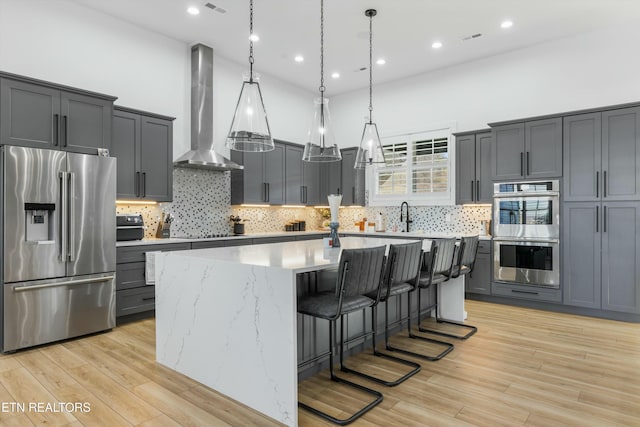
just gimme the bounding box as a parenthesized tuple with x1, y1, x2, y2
(355, 121, 385, 166)
(303, 0, 341, 163)
(303, 97, 341, 162)
(226, 0, 274, 152)
(355, 9, 386, 169)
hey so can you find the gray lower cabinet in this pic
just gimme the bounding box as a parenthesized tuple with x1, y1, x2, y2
(491, 118, 562, 180)
(466, 240, 491, 295)
(0, 75, 114, 154)
(115, 243, 190, 317)
(564, 107, 640, 202)
(231, 142, 285, 205)
(191, 239, 252, 249)
(563, 201, 640, 314)
(455, 130, 492, 204)
(341, 148, 365, 206)
(112, 107, 174, 202)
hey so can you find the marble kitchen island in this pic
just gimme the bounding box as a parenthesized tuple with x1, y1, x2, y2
(154, 236, 464, 426)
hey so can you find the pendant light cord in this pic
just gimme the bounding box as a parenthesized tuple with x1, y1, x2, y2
(249, 0, 254, 83)
(368, 12, 373, 124)
(319, 0, 325, 147)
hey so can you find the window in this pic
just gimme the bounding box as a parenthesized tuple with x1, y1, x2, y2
(370, 129, 454, 206)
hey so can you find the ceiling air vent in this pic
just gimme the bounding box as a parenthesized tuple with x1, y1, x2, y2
(462, 33, 483, 41)
(205, 3, 227, 14)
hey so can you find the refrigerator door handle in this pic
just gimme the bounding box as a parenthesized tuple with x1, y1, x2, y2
(68, 172, 76, 262)
(12, 275, 115, 292)
(59, 171, 68, 262)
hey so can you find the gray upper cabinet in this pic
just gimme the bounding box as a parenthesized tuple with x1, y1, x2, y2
(320, 160, 342, 203)
(564, 107, 640, 202)
(112, 107, 174, 202)
(602, 107, 640, 201)
(231, 141, 285, 205)
(563, 113, 601, 202)
(525, 118, 562, 179)
(491, 118, 562, 180)
(0, 74, 114, 154)
(284, 143, 320, 206)
(341, 148, 365, 206)
(455, 130, 492, 204)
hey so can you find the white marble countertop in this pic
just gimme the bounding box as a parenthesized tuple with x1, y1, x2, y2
(182, 236, 420, 274)
(115, 230, 328, 247)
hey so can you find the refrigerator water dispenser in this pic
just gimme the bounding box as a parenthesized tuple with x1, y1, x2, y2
(24, 202, 55, 243)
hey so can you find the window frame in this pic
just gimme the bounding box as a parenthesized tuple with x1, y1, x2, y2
(368, 126, 456, 207)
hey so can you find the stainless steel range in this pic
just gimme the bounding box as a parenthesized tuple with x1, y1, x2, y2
(1, 146, 116, 352)
(493, 180, 560, 288)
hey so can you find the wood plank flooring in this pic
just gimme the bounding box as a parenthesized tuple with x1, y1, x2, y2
(0, 300, 638, 426)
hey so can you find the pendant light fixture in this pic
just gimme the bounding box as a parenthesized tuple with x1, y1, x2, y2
(226, 0, 274, 152)
(302, 0, 341, 162)
(355, 9, 386, 169)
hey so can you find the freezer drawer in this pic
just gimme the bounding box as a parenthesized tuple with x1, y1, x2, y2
(3, 272, 115, 352)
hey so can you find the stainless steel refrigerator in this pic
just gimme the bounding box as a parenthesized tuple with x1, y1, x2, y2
(1, 145, 116, 352)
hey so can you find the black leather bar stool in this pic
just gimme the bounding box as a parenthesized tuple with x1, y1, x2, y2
(380, 241, 455, 362)
(339, 241, 423, 386)
(297, 246, 386, 425)
(418, 237, 478, 340)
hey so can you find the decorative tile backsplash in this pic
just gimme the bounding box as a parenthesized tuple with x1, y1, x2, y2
(117, 168, 492, 238)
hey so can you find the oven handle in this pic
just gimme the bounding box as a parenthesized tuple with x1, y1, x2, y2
(493, 238, 559, 244)
(492, 192, 559, 198)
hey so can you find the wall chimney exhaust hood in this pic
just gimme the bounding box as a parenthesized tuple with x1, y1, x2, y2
(174, 44, 243, 171)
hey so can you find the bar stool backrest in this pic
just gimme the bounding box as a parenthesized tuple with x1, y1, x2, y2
(384, 241, 423, 287)
(459, 236, 480, 270)
(335, 246, 386, 298)
(429, 238, 457, 277)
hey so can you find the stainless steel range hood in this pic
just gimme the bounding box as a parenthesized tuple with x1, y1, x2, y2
(174, 44, 243, 171)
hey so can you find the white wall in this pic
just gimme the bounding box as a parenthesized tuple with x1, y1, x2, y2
(0, 0, 314, 159)
(331, 24, 640, 146)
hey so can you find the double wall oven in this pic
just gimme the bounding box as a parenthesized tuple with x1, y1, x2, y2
(493, 180, 560, 288)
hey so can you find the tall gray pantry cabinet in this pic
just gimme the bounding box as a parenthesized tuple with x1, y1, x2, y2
(562, 107, 640, 314)
(112, 106, 175, 202)
(0, 73, 115, 154)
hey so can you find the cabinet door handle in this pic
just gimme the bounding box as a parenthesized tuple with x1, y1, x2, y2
(142, 172, 146, 197)
(512, 289, 539, 295)
(603, 171, 607, 198)
(135, 172, 140, 197)
(526, 151, 530, 175)
(262, 183, 267, 202)
(63, 115, 68, 147)
(53, 114, 60, 146)
(476, 180, 480, 202)
(603, 205, 607, 233)
(596, 171, 599, 198)
(520, 152, 524, 176)
(596, 205, 599, 233)
(471, 181, 475, 202)
(266, 183, 270, 203)
(352, 187, 355, 204)
(304, 186, 308, 204)
(300, 186, 304, 204)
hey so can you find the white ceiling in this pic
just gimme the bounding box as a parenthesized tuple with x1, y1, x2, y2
(72, 0, 640, 95)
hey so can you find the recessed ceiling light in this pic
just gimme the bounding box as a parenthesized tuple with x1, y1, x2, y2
(331, 72, 340, 79)
(501, 20, 513, 29)
(187, 6, 200, 15)
(432, 41, 443, 49)
(294, 55, 304, 63)
(249, 34, 260, 42)
(376, 58, 386, 65)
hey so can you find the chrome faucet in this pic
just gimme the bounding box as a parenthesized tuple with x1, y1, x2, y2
(400, 201, 412, 232)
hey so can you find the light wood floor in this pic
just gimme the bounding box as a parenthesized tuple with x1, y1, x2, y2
(0, 300, 638, 426)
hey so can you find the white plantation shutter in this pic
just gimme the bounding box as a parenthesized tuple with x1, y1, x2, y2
(373, 132, 451, 204)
